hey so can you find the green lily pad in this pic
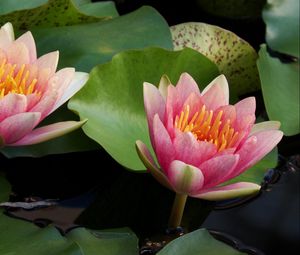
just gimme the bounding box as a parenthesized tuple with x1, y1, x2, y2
(69, 47, 219, 171)
(73, 0, 119, 18)
(171, 22, 260, 96)
(257, 45, 300, 136)
(0, 0, 47, 15)
(32, 6, 173, 71)
(0, 211, 139, 255)
(67, 228, 139, 255)
(157, 228, 245, 255)
(263, 0, 300, 58)
(0, 213, 82, 255)
(0, 0, 109, 30)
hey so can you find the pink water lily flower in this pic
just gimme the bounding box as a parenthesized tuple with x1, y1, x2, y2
(136, 73, 283, 201)
(0, 22, 88, 147)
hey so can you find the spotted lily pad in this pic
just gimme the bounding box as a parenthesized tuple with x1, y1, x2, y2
(0, 0, 109, 30)
(171, 22, 260, 96)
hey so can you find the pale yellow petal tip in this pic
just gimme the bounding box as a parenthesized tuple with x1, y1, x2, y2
(80, 118, 88, 125)
(1, 22, 15, 41)
(158, 74, 171, 100)
(193, 182, 261, 201)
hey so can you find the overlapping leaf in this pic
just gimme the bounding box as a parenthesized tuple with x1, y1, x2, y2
(263, 0, 300, 58)
(257, 46, 300, 136)
(171, 22, 260, 96)
(0, 0, 109, 30)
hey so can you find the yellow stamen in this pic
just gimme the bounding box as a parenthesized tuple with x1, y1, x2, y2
(174, 104, 239, 151)
(0, 59, 39, 99)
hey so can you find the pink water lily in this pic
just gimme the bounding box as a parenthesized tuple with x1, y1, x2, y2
(136, 73, 283, 201)
(0, 22, 88, 147)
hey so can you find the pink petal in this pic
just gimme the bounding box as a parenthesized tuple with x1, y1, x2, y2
(30, 89, 58, 119)
(52, 71, 88, 113)
(202, 74, 229, 105)
(11, 119, 87, 146)
(165, 85, 177, 138)
(152, 114, 175, 173)
(173, 131, 217, 166)
(35, 51, 59, 76)
(250, 121, 281, 136)
(0, 49, 7, 62)
(0, 112, 41, 144)
(232, 130, 283, 178)
(0, 94, 27, 122)
(192, 182, 261, 201)
(166, 84, 179, 117)
(26, 93, 42, 111)
(168, 160, 204, 195)
(36, 68, 52, 93)
(215, 105, 236, 127)
(234, 97, 256, 131)
(182, 92, 204, 119)
(6, 42, 30, 65)
(201, 79, 228, 111)
(199, 154, 239, 189)
(135, 140, 173, 190)
(143, 82, 166, 142)
(15, 31, 36, 62)
(175, 72, 200, 100)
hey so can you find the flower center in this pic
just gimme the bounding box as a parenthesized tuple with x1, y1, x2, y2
(0, 59, 38, 98)
(174, 104, 239, 151)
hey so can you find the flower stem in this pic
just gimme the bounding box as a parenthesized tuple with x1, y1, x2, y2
(168, 193, 188, 228)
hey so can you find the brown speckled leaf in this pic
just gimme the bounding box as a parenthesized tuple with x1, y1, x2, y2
(171, 22, 260, 95)
(0, 0, 109, 30)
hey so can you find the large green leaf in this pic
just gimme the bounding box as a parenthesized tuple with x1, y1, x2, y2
(73, 0, 119, 18)
(69, 47, 219, 171)
(0, 0, 109, 30)
(67, 228, 139, 255)
(32, 6, 173, 71)
(0, 213, 82, 255)
(257, 45, 300, 136)
(0, 0, 46, 15)
(157, 228, 245, 255)
(0, 212, 139, 255)
(171, 22, 260, 96)
(0, 0, 118, 19)
(263, 0, 300, 58)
